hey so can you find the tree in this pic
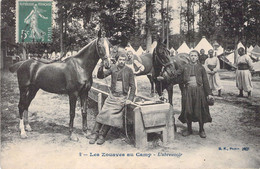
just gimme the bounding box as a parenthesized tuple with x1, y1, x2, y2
(197, 0, 218, 42)
(146, 0, 153, 51)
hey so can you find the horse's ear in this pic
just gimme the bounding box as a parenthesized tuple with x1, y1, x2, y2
(98, 29, 102, 38)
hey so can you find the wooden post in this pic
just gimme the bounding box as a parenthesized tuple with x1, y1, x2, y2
(134, 107, 148, 149)
(166, 104, 174, 142)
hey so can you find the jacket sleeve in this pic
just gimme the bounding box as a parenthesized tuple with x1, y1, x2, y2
(202, 66, 212, 96)
(127, 68, 136, 101)
(97, 66, 112, 79)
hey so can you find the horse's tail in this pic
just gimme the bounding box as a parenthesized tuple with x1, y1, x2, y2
(9, 61, 26, 73)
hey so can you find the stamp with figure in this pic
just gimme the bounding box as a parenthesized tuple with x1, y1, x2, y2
(16, 0, 52, 43)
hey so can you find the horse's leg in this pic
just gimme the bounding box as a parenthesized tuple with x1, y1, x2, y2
(68, 93, 79, 141)
(18, 86, 29, 138)
(79, 90, 89, 136)
(155, 81, 162, 97)
(178, 83, 185, 115)
(147, 75, 155, 96)
(24, 86, 39, 131)
(177, 83, 185, 132)
(166, 84, 173, 105)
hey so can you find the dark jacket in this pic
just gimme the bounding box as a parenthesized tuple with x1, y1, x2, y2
(97, 64, 136, 101)
(183, 63, 212, 96)
(199, 54, 208, 65)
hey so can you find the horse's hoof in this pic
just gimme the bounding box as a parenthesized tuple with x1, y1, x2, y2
(69, 133, 79, 142)
(25, 124, 32, 131)
(21, 133, 28, 139)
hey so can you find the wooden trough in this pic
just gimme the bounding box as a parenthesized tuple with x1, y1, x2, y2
(88, 79, 176, 148)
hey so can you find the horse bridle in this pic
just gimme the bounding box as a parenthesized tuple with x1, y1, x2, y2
(95, 38, 109, 62)
(154, 47, 176, 78)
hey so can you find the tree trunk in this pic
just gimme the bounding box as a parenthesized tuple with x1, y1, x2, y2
(166, 0, 169, 48)
(60, 8, 64, 58)
(64, 8, 67, 57)
(161, 0, 165, 40)
(192, 1, 195, 48)
(187, 0, 190, 46)
(22, 44, 27, 60)
(146, 0, 152, 51)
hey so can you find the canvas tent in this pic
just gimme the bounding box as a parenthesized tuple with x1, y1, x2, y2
(215, 45, 224, 56)
(72, 51, 78, 56)
(136, 46, 145, 56)
(237, 42, 245, 49)
(125, 43, 137, 55)
(218, 52, 237, 70)
(247, 45, 254, 53)
(170, 47, 175, 55)
(177, 42, 190, 53)
(194, 36, 213, 53)
(250, 45, 260, 60)
(226, 52, 235, 64)
(252, 61, 260, 72)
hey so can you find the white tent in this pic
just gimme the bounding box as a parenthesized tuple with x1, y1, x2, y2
(215, 45, 224, 56)
(194, 36, 213, 53)
(237, 42, 245, 49)
(56, 52, 60, 59)
(72, 51, 78, 56)
(136, 46, 145, 56)
(226, 53, 235, 64)
(250, 45, 260, 60)
(125, 43, 137, 55)
(177, 42, 190, 53)
(252, 61, 260, 72)
(247, 45, 254, 53)
(51, 52, 56, 60)
(170, 47, 175, 52)
(66, 51, 72, 57)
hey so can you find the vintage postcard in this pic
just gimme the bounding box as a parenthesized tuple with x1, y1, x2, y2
(1, 0, 260, 169)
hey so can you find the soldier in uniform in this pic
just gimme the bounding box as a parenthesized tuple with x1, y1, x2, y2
(179, 50, 213, 138)
(87, 48, 136, 145)
(236, 47, 254, 97)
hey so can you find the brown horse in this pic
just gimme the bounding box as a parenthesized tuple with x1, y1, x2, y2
(132, 53, 156, 94)
(9, 30, 111, 140)
(152, 39, 190, 105)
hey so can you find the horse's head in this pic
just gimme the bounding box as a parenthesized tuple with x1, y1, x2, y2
(154, 39, 177, 80)
(96, 30, 111, 69)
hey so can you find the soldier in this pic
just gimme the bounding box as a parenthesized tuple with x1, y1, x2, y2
(204, 49, 223, 96)
(87, 48, 136, 145)
(179, 50, 213, 138)
(236, 47, 254, 97)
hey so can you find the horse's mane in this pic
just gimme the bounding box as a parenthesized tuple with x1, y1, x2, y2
(76, 38, 97, 57)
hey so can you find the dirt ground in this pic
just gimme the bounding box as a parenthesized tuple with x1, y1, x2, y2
(1, 70, 260, 169)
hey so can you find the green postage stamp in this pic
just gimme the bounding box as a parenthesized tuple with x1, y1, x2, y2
(16, 0, 52, 43)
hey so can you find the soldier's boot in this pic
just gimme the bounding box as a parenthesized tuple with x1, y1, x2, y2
(199, 122, 206, 138)
(182, 121, 192, 137)
(87, 122, 102, 144)
(97, 125, 110, 145)
(237, 90, 244, 97)
(218, 89, 222, 97)
(248, 91, 251, 98)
